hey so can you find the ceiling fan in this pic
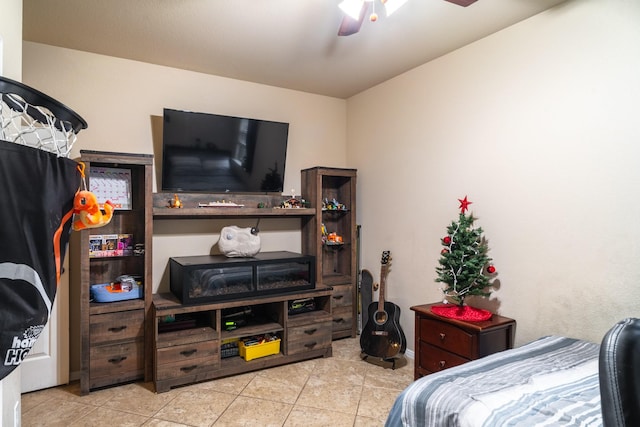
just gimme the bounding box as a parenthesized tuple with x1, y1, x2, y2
(338, 0, 478, 36)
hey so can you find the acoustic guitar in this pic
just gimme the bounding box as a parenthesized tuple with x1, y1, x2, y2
(360, 250, 407, 360)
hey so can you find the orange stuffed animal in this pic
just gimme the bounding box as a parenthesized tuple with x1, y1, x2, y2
(72, 190, 114, 231)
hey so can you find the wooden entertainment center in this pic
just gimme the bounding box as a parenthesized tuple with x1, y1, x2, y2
(74, 150, 357, 393)
(152, 287, 333, 393)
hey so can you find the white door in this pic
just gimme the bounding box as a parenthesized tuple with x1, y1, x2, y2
(20, 257, 69, 393)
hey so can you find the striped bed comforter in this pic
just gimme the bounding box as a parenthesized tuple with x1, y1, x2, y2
(385, 336, 602, 427)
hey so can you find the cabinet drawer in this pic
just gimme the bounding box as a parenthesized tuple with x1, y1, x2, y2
(157, 340, 219, 365)
(287, 321, 332, 355)
(419, 341, 468, 373)
(420, 318, 473, 358)
(156, 355, 219, 381)
(90, 339, 143, 380)
(331, 284, 353, 308)
(332, 305, 353, 331)
(90, 310, 144, 345)
(156, 326, 217, 349)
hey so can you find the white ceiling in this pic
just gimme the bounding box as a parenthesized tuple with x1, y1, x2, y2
(22, 0, 567, 99)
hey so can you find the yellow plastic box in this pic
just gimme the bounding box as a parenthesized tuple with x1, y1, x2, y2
(239, 338, 281, 361)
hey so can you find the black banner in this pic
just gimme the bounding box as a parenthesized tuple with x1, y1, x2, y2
(0, 139, 79, 380)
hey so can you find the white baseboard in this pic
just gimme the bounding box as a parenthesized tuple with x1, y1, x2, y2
(404, 348, 415, 360)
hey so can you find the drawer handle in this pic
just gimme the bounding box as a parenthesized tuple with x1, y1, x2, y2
(108, 326, 127, 333)
(439, 360, 446, 368)
(180, 349, 198, 357)
(333, 295, 344, 300)
(304, 342, 317, 349)
(180, 365, 198, 373)
(439, 333, 446, 341)
(304, 328, 317, 335)
(333, 317, 344, 324)
(108, 356, 127, 364)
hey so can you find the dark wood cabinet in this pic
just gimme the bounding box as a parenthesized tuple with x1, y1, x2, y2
(411, 303, 516, 380)
(74, 164, 353, 393)
(301, 167, 357, 340)
(152, 287, 333, 393)
(75, 151, 153, 394)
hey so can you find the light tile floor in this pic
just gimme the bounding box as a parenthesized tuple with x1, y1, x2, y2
(21, 338, 414, 427)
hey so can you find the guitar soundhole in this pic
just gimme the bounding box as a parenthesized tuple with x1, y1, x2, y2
(374, 310, 388, 325)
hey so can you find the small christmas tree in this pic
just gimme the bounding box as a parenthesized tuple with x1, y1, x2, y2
(435, 196, 496, 307)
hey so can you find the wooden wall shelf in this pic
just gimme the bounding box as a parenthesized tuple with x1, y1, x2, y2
(152, 192, 314, 218)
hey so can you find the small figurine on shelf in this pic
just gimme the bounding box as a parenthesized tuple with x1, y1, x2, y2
(133, 243, 145, 256)
(327, 232, 343, 244)
(322, 197, 347, 211)
(280, 189, 303, 208)
(169, 194, 183, 208)
(321, 223, 343, 246)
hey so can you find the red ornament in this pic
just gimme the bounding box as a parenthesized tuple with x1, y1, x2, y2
(458, 196, 472, 214)
(487, 265, 496, 274)
(442, 236, 451, 245)
(441, 249, 449, 254)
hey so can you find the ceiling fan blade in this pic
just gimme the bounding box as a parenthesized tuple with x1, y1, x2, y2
(444, 0, 478, 6)
(338, 2, 368, 36)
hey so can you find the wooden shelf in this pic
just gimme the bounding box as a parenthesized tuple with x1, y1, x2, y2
(153, 192, 314, 219)
(153, 286, 333, 313)
(153, 206, 315, 219)
(221, 322, 284, 341)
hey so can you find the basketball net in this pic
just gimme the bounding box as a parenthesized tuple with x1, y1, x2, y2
(0, 76, 87, 157)
(0, 92, 77, 157)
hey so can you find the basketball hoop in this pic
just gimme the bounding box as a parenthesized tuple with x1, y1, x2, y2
(0, 76, 87, 157)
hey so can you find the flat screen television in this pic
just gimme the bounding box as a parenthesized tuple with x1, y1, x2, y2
(161, 108, 289, 193)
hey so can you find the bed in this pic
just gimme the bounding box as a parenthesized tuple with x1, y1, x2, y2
(385, 335, 602, 427)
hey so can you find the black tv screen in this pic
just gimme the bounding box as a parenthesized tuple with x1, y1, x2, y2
(161, 108, 289, 193)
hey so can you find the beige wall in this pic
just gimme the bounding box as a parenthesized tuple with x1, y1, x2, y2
(22, 43, 348, 374)
(23, 42, 347, 292)
(347, 0, 640, 347)
(0, 0, 22, 79)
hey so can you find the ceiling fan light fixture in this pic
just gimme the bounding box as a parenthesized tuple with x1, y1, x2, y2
(384, 0, 408, 16)
(339, 0, 365, 20)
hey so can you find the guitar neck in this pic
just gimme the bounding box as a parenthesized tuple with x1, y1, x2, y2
(378, 264, 388, 311)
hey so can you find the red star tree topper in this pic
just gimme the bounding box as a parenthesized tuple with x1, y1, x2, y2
(458, 196, 472, 213)
(436, 197, 497, 306)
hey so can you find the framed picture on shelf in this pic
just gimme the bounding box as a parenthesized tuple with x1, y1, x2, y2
(89, 166, 132, 210)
